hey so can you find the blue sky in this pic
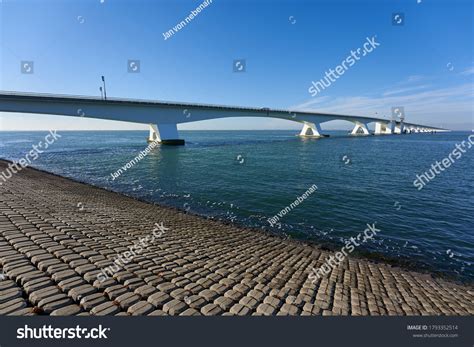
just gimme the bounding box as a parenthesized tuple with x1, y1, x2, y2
(0, 0, 472, 131)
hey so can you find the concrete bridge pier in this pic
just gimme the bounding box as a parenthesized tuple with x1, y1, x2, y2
(299, 122, 324, 138)
(350, 122, 371, 136)
(148, 123, 185, 145)
(374, 122, 392, 135)
(393, 123, 405, 134)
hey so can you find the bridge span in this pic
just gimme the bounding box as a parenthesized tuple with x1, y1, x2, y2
(0, 92, 447, 145)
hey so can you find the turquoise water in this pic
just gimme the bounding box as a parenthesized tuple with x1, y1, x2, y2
(1, 130, 472, 282)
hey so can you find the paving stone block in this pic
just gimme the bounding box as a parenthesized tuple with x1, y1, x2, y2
(162, 299, 187, 315)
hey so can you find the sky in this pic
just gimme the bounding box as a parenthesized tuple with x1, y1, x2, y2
(0, 0, 472, 131)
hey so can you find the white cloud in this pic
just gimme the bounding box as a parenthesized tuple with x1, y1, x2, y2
(382, 84, 430, 96)
(406, 75, 425, 83)
(460, 67, 474, 76)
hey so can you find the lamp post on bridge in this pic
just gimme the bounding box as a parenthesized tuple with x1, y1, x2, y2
(99, 87, 103, 100)
(101, 76, 107, 100)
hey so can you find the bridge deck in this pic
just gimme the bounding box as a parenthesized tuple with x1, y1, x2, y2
(0, 91, 444, 130)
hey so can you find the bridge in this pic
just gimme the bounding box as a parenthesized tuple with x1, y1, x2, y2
(0, 92, 447, 145)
